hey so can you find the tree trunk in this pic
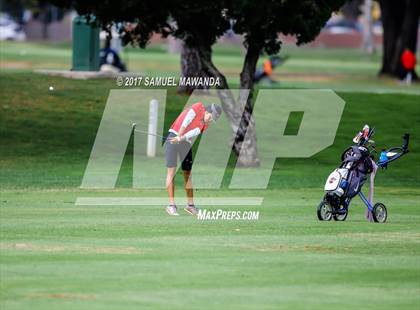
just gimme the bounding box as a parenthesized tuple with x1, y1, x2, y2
(196, 43, 261, 166)
(378, 0, 404, 75)
(379, 0, 419, 79)
(235, 45, 261, 167)
(178, 43, 211, 94)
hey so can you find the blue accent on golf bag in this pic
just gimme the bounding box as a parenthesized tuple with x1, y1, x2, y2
(340, 179, 348, 190)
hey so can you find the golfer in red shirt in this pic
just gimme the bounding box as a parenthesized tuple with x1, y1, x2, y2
(165, 102, 222, 216)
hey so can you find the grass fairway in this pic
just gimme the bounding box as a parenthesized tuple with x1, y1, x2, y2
(1, 42, 420, 309)
(1, 188, 419, 309)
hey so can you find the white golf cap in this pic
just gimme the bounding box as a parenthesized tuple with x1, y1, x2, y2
(209, 103, 222, 121)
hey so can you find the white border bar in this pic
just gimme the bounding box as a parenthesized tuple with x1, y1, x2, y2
(75, 197, 264, 206)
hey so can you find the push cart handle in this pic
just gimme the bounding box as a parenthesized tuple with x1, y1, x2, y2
(377, 133, 410, 168)
(402, 133, 410, 153)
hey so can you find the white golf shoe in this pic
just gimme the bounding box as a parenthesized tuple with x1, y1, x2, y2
(184, 204, 199, 216)
(165, 205, 179, 216)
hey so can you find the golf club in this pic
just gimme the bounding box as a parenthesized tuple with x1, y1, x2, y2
(131, 123, 168, 141)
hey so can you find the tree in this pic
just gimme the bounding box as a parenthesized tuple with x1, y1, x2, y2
(378, 0, 420, 79)
(168, 1, 228, 95)
(224, 0, 346, 165)
(175, 0, 346, 165)
(54, 0, 345, 166)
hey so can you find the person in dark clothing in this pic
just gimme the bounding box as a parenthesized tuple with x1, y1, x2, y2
(99, 38, 127, 72)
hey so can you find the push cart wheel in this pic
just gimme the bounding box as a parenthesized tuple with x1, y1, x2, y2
(317, 200, 333, 221)
(372, 203, 387, 223)
(333, 207, 348, 221)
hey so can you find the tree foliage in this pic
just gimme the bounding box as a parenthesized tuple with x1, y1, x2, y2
(230, 0, 345, 54)
(56, 0, 344, 54)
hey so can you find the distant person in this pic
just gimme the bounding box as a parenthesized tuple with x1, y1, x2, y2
(99, 38, 127, 72)
(400, 49, 416, 84)
(254, 55, 287, 84)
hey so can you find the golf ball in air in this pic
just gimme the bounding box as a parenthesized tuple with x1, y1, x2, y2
(49, 86, 54, 91)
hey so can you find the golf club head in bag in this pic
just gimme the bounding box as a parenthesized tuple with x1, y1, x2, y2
(353, 125, 375, 146)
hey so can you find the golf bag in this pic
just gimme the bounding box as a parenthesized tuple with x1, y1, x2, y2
(324, 145, 373, 201)
(318, 125, 410, 223)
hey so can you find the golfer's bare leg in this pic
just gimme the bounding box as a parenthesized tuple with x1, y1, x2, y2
(166, 167, 176, 205)
(183, 170, 194, 205)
